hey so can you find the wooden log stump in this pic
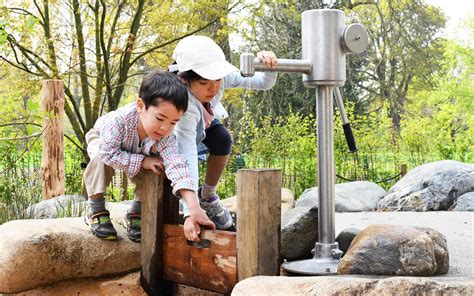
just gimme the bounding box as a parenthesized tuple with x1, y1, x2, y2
(41, 80, 65, 199)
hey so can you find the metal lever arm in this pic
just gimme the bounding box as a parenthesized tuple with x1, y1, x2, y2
(240, 53, 312, 77)
(334, 88, 357, 153)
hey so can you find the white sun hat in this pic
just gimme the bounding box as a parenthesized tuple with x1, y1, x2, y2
(172, 35, 238, 80)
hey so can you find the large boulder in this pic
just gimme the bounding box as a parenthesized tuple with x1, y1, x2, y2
(413, 226, 449, 275)
(19, 272, 146, 295)
(220, 188, 295, 216)
(0, 218, 140, 293)
(338, 224, 449, 276)
(453, 192, 474, 211)
(26, 195, 87, 218)
(378, 160, 474, 211)
(232, 275, 474, 295)
(296, 181, 386, 212)
(281, 206, 318, 260)
(280, 188, 295, 215)
(335, 227, 360, 255)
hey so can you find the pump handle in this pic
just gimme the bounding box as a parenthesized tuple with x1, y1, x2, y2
(334, 88, 358, 153)
(342, 123, 357, 153)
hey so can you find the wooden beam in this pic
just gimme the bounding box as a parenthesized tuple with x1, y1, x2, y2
(41, 80, 65, 199)
(237, 169, 281, 281)
(140, 172, 178, 295)
(163, 224, 237, 294)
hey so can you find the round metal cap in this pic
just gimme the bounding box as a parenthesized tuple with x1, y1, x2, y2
(342, 23, 369, 54)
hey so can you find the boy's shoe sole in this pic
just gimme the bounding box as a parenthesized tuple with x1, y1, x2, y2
(84, 211, 118, 240)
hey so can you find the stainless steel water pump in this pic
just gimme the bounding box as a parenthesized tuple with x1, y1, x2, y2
(240, 9, 368, 275)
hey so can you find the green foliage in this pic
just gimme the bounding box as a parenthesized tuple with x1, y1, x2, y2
(54, 196, 86, 218)
(240, 111, 317, 197)
(0, 17, 7, 45)
(347, 0, 446, 130)
(334, 101, 400, 183)
(401, 40, 474, 164)
(0, 164, 42, 224)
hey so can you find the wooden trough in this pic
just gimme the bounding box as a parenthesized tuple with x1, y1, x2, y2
(140, 169, 282, 295)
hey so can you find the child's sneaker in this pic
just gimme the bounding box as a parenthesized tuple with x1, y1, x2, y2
(125, 211, 141, 242)
(84, 210, 117, 240)
(199, 189, 233, 230)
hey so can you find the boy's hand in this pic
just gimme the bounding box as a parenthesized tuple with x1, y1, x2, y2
(142, 156, 164, 175)
(183, 207, 215, 242)
(257, 51, 278, 69)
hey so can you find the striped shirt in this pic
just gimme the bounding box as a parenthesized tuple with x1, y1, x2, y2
(92, 102, 194, 195)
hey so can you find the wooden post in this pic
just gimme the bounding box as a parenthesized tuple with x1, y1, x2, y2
(237, 169, 281, 281)
(400, 164, 408, 177)
(41, 80, 65, 199)
(121, 171, 129, 201)
(141, 172, 177, 295)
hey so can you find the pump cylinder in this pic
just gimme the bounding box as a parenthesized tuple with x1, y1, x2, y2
(302, 9, 345, 87)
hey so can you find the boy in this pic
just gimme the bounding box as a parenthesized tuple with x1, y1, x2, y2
(83, 70, 215, 242)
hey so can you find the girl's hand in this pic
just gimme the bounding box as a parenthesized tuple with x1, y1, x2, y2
(183, 210, 215, 242)
(183, 216, 201, 241)
(257, 51, 278, 69)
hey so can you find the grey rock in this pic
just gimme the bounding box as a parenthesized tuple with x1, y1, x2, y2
(453, 192, 474, 211)
(281, 206, 318, 260)
(378, 160, 474, 211)
(296, 181, 386, 212)
(338, 224, 448, 276)
(336, 227, 360, 255)
(26, 195, 87, 218)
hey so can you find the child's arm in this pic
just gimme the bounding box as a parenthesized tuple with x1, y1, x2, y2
(153, 135, 197, 196)
(152, 136, 215, 241)
(98, 116, 145, 178)
(180, 189, 216, 241)
(223, 50, 278, 90)
(142, 156, 164, 175)
(173, 102, 201, 218)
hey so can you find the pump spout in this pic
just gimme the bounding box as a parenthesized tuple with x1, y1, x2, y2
(240, 53, 312, 77)
(240, 53, 256, 77)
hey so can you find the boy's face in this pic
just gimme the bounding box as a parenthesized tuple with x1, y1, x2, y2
(188, 79, 221, 104)
(137, 98, 183, 141)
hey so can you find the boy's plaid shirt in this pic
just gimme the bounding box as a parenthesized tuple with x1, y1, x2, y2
(93, 103, 195, 194)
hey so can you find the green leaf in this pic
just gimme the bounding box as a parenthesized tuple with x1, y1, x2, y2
(0, 33, 7, 45)
(26, 125, 35, 135)
(25, 16, 36, 31)
(27, 100, 39, 112)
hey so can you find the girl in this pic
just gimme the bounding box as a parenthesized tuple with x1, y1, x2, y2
(170, 35, 277, 233)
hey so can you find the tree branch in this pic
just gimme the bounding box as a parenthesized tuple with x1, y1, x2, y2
(0, 133, 41, 141)
(129, 20, 219, 67)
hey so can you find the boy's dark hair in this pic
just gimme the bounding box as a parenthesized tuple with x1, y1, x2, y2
(139, 70, 188, 112)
